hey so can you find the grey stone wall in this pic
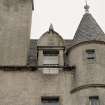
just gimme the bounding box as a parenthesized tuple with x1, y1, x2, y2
(0, 0, 32, 65)
(68, 42, 105, 105)
(0, 42, 105, 105)
(69, 43, 105, 88)
(0, 70, 72, 105)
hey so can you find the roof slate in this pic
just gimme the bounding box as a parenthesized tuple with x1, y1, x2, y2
(74, 13, 105, 41)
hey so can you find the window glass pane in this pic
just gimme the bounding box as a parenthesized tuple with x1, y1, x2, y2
(43, 56, 58, 65)
(89, 96, 99, 105)
(43, 103, 59, 105)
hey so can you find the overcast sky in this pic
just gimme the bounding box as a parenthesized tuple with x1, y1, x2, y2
(31, 0, 105, 39)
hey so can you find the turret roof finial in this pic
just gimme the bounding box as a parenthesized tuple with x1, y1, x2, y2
(84, 0, 90, 13)
(49, 23, 54, 31)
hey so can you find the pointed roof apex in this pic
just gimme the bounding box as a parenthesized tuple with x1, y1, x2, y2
(73, 13, 105, 41)
(84, 0, 90, 13)
(49, 24, 54, 31)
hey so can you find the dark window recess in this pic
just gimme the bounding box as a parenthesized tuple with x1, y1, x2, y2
(41, 96, 59, 105)
(43, 50, 59, 56)
(89, 96, 100, 105)
(86, 49, 95, 54)
(87, 57, 95, 60)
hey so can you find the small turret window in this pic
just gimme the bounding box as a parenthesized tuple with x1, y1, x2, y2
(85, 49, 96, 63)
(89, 96, 100, 105)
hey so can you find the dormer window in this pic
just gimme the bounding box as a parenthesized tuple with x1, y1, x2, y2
(43, 50, 59, 66)
(37, 25, 64, 74)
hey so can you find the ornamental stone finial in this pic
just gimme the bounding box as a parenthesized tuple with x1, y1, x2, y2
(49, 23, 54, 31)
(84, 0, 90, 13)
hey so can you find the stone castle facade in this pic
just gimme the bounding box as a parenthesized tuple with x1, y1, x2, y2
(0, 0, 105, 105)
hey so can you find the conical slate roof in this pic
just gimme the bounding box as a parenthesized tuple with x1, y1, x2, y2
(73, 13, 105, 41)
